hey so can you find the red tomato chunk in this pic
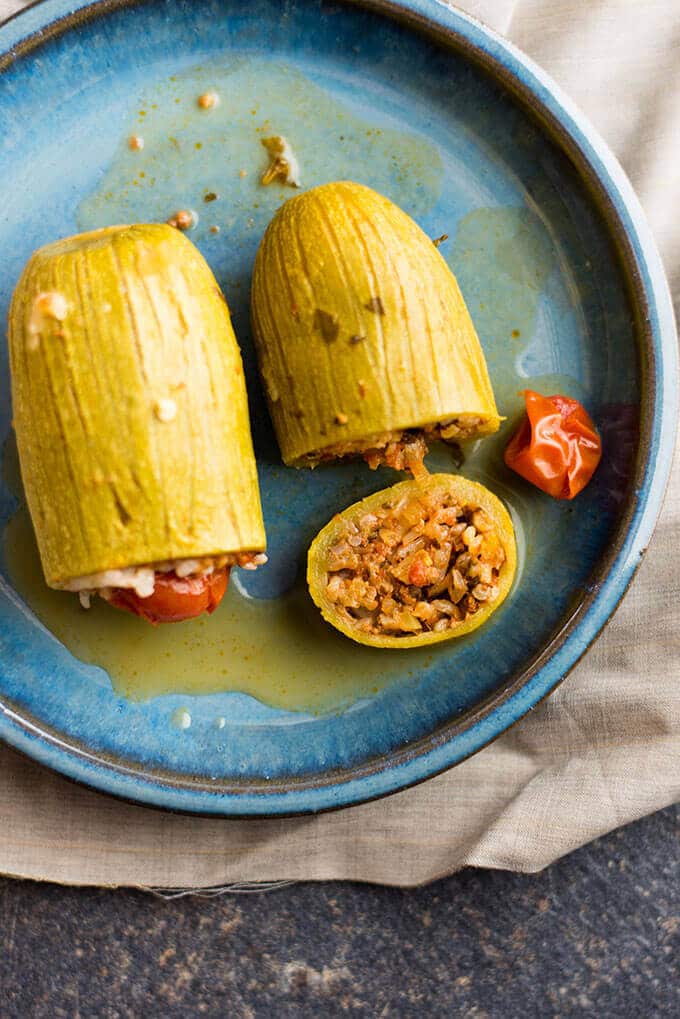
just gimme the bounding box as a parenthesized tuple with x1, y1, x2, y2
(504, 391, 602, 500)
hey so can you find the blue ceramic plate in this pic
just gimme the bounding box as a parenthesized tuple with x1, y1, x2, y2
(0, 0, 676, 815)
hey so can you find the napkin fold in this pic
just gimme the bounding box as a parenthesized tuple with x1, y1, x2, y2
(0, 0, 678, 887)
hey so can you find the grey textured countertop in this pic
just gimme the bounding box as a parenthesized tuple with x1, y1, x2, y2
(1, 804, 678, 1017)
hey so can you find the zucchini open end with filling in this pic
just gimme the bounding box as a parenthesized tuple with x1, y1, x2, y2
(251, 181, 501, 476)
(307, 474, 516, 648)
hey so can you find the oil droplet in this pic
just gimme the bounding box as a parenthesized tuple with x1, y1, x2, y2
(197, 91, 219, 110)
(171, 707, 192, 730)
(166, 208, 197, 230)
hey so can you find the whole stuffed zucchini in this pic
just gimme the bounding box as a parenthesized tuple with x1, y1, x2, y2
(251, 181, 500, 474)
(307, 474, 516, 647)
(8, 223, 266, 623)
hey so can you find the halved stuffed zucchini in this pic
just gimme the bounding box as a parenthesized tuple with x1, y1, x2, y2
(308, 474, 515, 647)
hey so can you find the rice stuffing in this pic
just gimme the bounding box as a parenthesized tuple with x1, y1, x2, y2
(305, 418, 486, 474)
(61, 551, 268, 604)
(322, 488, 506, 637)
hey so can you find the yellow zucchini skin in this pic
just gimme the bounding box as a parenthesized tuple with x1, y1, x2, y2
(307, 474, 516, 648)
(251, 181, 500, 466)
(8, 224, 265, 587)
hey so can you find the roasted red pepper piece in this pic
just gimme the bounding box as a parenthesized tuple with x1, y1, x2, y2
(504, 390, 602, 500)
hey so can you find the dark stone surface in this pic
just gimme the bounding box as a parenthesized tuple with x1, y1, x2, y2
(1, 805, 678, 1018)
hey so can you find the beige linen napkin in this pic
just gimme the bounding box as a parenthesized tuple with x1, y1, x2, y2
(0, 0, 678, 888)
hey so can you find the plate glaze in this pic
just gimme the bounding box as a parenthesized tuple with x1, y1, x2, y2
(0, 0, 676, 815)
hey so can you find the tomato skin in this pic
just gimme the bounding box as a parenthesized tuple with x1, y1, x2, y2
(504, 391, 602, 500)
(108, 568, 229, 624)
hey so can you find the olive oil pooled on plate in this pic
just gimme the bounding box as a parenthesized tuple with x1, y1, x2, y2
(3, 427, 534, 714)
(4, 499, 426, 712)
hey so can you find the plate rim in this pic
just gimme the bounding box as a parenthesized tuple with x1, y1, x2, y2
(0, 0, 677, 816)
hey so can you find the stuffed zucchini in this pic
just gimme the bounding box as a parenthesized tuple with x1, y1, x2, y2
(8, 223, 266, 623)
(251, 181, 500, 474)
(307, 474, 516, 647)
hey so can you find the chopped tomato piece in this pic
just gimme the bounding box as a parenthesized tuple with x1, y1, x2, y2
(408, 552, 432, 587)
(504, 390, 602, 500)
(109, 568, 229, 624)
